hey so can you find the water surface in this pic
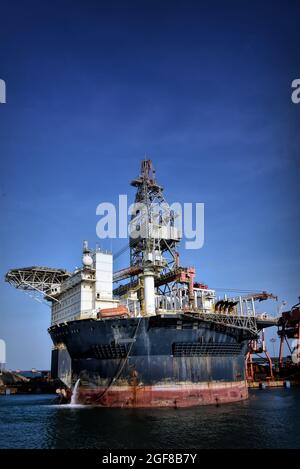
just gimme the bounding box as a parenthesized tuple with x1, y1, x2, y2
(0, 388, 300, 448)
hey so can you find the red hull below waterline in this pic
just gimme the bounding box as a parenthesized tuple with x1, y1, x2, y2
(75, 381, 248, 408)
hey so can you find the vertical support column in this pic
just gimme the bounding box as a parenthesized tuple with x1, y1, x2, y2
(239, 296, 243, 316)
(188, 267, 195, 309)
(265, 351, 274, 380)
(249, 352, 254, 380)
(251, 297, 256, 315)
(262, 329, 274, 380)
(279, 327, 285, 369)
(143, 268, 156, 316)
(245, 349, 254, 381)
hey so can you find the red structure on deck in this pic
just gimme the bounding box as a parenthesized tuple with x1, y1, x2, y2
(245, 329, 274, 381)
(278, 298, 300, 370)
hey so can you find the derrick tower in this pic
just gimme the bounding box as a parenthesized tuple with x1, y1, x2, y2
(113, 159, 196, 313)
(129, 159, 181, 274)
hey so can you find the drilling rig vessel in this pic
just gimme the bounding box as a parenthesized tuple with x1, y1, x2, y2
(5, 160, 277, 407)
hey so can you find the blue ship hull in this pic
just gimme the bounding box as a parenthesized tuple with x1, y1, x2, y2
(49, 315, 253, 407)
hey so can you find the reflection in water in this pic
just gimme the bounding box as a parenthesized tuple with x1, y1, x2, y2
(0, 388, 300, 448)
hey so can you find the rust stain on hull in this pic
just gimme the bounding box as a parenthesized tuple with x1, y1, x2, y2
(76, 380, 248, 408)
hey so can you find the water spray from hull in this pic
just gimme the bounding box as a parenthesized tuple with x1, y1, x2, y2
(70, 379, 80, 405)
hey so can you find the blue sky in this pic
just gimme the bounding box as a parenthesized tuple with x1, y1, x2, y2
(0, 0, 299, 369)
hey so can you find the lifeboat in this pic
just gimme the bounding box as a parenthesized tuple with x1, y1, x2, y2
(97, 305, 129, 319)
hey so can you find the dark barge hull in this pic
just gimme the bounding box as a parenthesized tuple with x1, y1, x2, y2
(49, 315, 251, 407)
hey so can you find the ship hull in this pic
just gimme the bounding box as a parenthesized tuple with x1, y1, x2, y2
(69, 381, 248, 407)
(49, 315, 252, 407)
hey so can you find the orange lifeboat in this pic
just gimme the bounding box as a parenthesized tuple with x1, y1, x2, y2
(97, 305, 129, 319)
